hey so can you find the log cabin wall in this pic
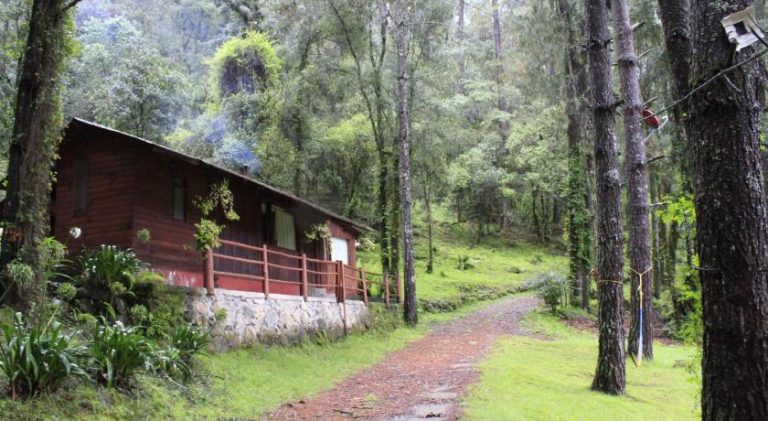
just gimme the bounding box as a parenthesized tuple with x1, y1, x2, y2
(53, 129, 135, 253)
(54, 119, 364, 292)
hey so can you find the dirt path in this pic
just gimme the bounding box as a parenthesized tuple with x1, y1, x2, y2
(266, 295, 539, 421)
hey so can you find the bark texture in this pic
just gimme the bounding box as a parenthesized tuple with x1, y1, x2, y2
(657, 0, 690, 103)
(611, 0, 653, 361)
(395, 0, 417, 326)
(457, 0, 467, 95)
(491, 0, 511, 231)
(584, 0, 626, 395)
(424, 182, 434, 274)
(689, 1, 768, 418)
(657, 0, 693, 191)
(560, 0, 592, 310)
(0, 0, 75, 310)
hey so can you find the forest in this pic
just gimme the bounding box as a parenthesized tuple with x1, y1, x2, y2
(0, 0, 767, 419)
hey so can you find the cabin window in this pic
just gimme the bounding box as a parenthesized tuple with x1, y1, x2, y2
(273, 207, 296, 250)
(74, 158, 88, 213)
(173, 177, 186, 221)
(331, 236, 349, 264)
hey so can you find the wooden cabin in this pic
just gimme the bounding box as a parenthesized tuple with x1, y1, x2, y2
(51, 118, 393, 302)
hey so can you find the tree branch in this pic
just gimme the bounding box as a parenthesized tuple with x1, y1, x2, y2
(60, 0, 83, 14)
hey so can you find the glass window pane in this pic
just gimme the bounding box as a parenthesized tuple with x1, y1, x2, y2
(274, 207, 296, 250)
(331, 237, 349, 264)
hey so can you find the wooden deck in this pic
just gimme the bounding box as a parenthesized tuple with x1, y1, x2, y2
(205, 239, 402, 306)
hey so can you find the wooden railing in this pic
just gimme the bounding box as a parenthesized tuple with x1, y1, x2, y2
(205, 239, 402, 306)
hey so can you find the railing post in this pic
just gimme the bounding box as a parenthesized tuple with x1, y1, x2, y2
(397, 273, 403, 304)
(262, 244, 270, 299)
(301, 253, 308, 301)
(361, 268, 368, 304)
(205, 246, 215, 296)
(337, 261, 345, 303)
(384, 273, 390, 307)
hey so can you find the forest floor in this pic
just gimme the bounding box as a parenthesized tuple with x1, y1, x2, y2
(267, 295, 539, 420)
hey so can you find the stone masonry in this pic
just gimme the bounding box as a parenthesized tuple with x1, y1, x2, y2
(184, 288, 371, 347)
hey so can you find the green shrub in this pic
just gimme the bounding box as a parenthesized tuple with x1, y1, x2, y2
(75, 312, 98, 331)
(456, 255, 475, 271)
(146, 343, 191, 381)
(0, 312, 87, 399)
(6, 260, 34, 288)
(90, 320, 149, 388)
(76, 245, 145, 289)
(73, 245, 147, 316)
(38, 237, 70, 280)
(535, 272, 568, 313)
(169, 324, 209, 363)
(56, 282, 77, 302)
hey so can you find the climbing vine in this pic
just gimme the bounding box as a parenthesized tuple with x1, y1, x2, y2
(193, 179, 240, 252)
(304, 223, 331, 242)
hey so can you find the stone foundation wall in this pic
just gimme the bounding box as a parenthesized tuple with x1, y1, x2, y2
(184, 288, 371, 347)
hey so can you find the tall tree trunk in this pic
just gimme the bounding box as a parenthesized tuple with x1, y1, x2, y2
(0, 0, 78, 310)
(688, 2, 768, 418)
(329, 1, 392, 275)
(611, 0, 653, 361)
(657, 0, 691, 109)
(379, 152, 391, 274)
(389, 166, 401, 276)
(560, 0, 592, 309)
(424, 181, 434, 274)
(657, 0, 692, 191)
(395, 0, 417, 326)
(584, 0, 626, 395)
(457, 0, 467, 95)
(650, 169, 664, 299)
(491, 0, 505, 123)
(491, 0, 511, 231)
(531, 187, 541, 239)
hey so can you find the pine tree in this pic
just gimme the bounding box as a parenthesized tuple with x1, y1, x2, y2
(584, 0, 626, 395)
(611, 0, 653, 361)
(395, 0, 417, 326)
(687, 1, 768, 417)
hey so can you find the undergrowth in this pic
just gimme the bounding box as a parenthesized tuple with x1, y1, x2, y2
(357, 205, 566, 313)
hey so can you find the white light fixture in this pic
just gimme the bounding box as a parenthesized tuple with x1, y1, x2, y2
(722, 6, 764, 52)
(69, 226, 82, 239)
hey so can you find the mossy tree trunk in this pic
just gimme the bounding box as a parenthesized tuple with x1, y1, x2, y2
(559, 0, 592, 310)
(394, 0, 416, 326)
(0, 0, 79, 311)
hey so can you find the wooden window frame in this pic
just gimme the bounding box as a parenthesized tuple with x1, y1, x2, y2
(262, 204, 298, 251)
(74, 157, 88, 216)
(172, 176, 187, 221)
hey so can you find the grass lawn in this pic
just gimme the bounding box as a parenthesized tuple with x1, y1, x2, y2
(463, 311, 700, 420)
(357, 206, 567, 303)
(0, 326, 425, 420)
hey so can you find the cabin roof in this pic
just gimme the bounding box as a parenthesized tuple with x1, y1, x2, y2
(64, 118, 372, 235)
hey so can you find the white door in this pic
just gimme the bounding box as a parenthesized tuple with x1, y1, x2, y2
(331, 236, 349, 264)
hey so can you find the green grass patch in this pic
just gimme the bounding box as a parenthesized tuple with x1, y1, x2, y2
(0, 326, 424, 420)
(463, 310, 700, 420)
(357, 205, 566, 309)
